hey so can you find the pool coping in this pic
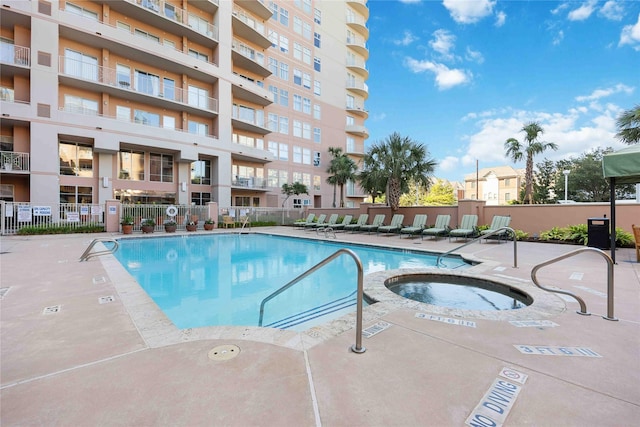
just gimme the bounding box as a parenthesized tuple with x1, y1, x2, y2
(103, 231, 567, 351)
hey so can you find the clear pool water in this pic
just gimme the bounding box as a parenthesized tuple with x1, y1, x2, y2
(114, 233, 468, 330)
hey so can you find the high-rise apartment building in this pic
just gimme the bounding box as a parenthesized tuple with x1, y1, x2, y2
(1, 0, 369, 209)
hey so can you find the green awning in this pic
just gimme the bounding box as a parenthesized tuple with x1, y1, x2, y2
(602, 144, 640, 185)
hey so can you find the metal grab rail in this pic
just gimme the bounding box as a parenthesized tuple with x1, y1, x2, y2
(79, 238, 119, 262)
(531, 247, 617, 321)
(238, 217, 251, 233)
(437, 227, 517, 268)
(258, 248, 366, 354)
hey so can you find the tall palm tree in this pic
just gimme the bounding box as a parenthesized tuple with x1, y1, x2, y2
(365, 132, 437, 211)
(616, 105, 640, 145)
(357, 155, 387, 203)
(326, 147, 358, 207)
(504, 122, 558, 204)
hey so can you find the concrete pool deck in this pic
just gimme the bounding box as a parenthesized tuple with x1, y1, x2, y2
(1, 227, 639, 426)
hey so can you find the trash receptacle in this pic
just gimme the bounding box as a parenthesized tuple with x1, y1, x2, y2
(587, 217, 610, 249)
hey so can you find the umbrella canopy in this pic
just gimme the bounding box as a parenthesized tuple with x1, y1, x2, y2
(602, 144, 640, 185)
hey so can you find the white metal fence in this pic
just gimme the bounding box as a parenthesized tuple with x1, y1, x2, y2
(1, 202, 105, 235)
(122, 204, 209, 232)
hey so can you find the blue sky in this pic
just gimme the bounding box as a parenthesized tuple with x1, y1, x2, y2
(364, 0, 640, 182)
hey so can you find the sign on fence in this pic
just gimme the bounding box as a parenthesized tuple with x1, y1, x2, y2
(17, 206, 32, 222)
(33, 206, 51, 216)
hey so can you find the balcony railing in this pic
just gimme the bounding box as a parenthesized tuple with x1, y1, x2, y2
(233, 7, 266, 36)
(232, 38, 265, 66)
(346, 57, 368, 71)
(59, 56, 218, 113)
(232, 177, 267, 189)
(346, 34, 368, 50)
(346, 79, 369, 93)
(125, 0, 219, 40)
(0, 43, 30, 67)
(346, 14, 368, 30)
(1, 151, 30, 172)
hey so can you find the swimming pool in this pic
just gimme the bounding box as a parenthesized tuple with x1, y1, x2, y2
(114, 233, 468, 331)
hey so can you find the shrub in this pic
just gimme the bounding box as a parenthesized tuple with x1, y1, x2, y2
(540, 227, 566, 241)
(566, 224, 588, 245)
(17, 223, 105, 235)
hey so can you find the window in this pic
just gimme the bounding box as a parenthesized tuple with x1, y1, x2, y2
(313, 127, 321, 143)
(268, 113, 278, 131)
(346, 94, 355, 109)
(164, 2, 176, 19)
(65, 3, 98, 20)
(135, 70, 160, 95)
(269, 85, 279, 104)
(163, 78, 175, 100)
(188, 85, 209, 109)
(346, 137, 355, 152)
(134, 109, 160, 126)
(268, 57, 278, 74)
(279, 170, 288, 186)
(280, 89, 289, 107)
(293, 94, 302, 111)
(279, 62, 289, 80)
(116, 64, 131, 88)
(303, 123, 311, 140)
(279, 35, 289, 53)
(303, 72, 311, 89)
(293, 42, 302, 61)
(314, 80, 321, 96)
(505, 192, 511, 201)
(313, 104, 321, 119)
(346, 116, 355, 126)
(268, 141, 278, 158)
(188, 14, 210, 36)
(313, 151, 321, 167)
(279, 116, 289, 134)
(60, 185, 93, 204)
(233, 104, 264, 127)
(116, 106, 130, 121)
(188, 49, 208, 62)
(64, 95, 98, 115)
(303, 47, 311, 65)
(294, 16, 303, 34)
(149, 153, 173, 182)
(313, 7, 321, 23)
(313, 175, 321, 190)
(293, 120, 302, 138)
(267, 169, 278, 187)
(314, 32, 321, 48)
(59, 142, 93, 177)
(0, 184, 14, 202)
(234, 133, 263, 149)
(270, 2, 278, 20)
(191, 192, 211, 205)
(191, 159, 211, 185)
(504, 178, 511, 186)
(116, 21, 131, 32)
(314, 57, 321, 72)
(303, 22, 312, 39)
(188, 121, 209, 136)
(64, 49, 97, 80)
(134, 29, 160, 43)
(280, 7, 289, 26)
(294, 68, 302, 86)
(292, 198, 303, 208)
(164, 39, 175, 49)
(293, 146, 302, 163)
(118, 149, 144, 180)
(303, 148, 311, 165)
(303, 97, 311, 114)
(163, 116, 175, 130)
(471, 182, 476, 188)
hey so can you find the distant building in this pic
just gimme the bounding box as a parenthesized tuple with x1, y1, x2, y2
(463, 166, 524, 205)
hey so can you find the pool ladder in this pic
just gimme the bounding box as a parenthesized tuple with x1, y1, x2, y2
(258, 248, 366, 353)
(437, 227, 517, 268)
(79, 238, 119, 262)
(531, 247, 617, 321)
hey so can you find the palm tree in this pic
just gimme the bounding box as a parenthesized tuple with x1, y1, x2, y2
(365, 132, 437, 211)
(616, 105, 640, 145)
(504, 122, 558, 204)
(357, 155, 387, 203)
(326, 147, 358, 207)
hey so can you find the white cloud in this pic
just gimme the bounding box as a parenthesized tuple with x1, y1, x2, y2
(372, 113, 387, 121)
(399, 0, 422, 4)
(553, 30, 565, 45)
(599, 1, 624, 21)
(442, 0, 496, 24)
(438, 156, 460, 172)
(619, 13, 640, 50)
(394, 30, 418, 46)
(495, 11, 506, 27)
(575, 83, 634, 102)
(551, 3, 570, 15)
(429, 29, 456, 60)
(465, 47, 484, 64)
(404, 57, 472, 90)
(568, 0, 598, 21)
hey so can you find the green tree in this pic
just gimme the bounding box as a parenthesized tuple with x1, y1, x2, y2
(399, 179, 429, 206)
(281, 182, 308, 207)
(326, 147, 358, 208)
(616, 105, 640, 145)
(365, 132, 437, 211)
(533, 159, 558, 204)
(424, 179, 456, 205)
(357, 154, 387, 203)
(504, 122, 559, 204)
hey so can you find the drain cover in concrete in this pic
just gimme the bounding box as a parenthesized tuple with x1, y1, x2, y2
(208, 344, 240, 361)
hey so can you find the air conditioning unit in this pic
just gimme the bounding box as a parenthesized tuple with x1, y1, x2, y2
(313, 159, 320, 166)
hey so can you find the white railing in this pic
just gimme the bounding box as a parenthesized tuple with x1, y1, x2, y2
(0, 43, 30, 67)
(232, 177, 267, 189)
(59, 57, 218, 113)
(121, 203, 209, 231)
(1, 151, 30, 171)
(233, 7, 266, 36)
(125, 0, 219, 40)
(232, 39, 265, 66)
(346, 57, 368, 70)
(0, 202, 105, 235)
(346, 79, 369, 93)
(346, 34, 368, 50)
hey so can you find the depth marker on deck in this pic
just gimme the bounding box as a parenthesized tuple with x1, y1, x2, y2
(466, 368, 526, 426)
(514, 345, 601, 357)
(362, 321, 391, 338)
(416, 313, 476, 328)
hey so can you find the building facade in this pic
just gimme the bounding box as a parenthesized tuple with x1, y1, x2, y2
(1, 0, 369, 209)
(463, 165, 524, 205)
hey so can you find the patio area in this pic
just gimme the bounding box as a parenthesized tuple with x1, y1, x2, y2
(1, 227, 639, 426)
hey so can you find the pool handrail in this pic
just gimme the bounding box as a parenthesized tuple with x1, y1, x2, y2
(531, 247, 617, 321)
(79, 238, 119, 262)
(258, 248, 366, 353)
(437, 226, 517, 268)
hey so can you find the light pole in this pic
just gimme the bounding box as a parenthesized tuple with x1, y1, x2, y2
(563, 170, 570, 202)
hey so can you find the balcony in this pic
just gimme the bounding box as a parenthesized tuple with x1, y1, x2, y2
(346, 124, 369, 138)
(232, 7, 271, 49)
(346, 57, 368, 79)
(346, 102, 369, 118)
(346, 14, 369, 38)
(346, 78, 369, 98)
(0, 43, 30, 68)
(232, 39, 271, 77)
(231, 74, 273, 106)
(346, 34, 369, 59)
(235, 0, 272, 20)
(231, 176, 269, 190)
(347, 0, 369, 18)
(1, 151, 30, 173)
(231, 115, 270, 136)
(346, 141, 365, 156)
(59, 56, 218, 117)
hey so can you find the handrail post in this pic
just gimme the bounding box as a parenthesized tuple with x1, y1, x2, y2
(258, 248, 366, 353)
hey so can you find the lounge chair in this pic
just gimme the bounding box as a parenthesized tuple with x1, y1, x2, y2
(422, 215, 451, 240)
(377, 214, 404, 235)
(400, 214, 428, 238)
(305, 213, 326, 230)
(633, 224, 640, 262)
(344, 214, 369, 232)
(331, 215, 353, 231)
(448, 214, 478, 241)
(480, 215, 512, 242)
(221, 215, 236, 229)
(295, 214, 315, 229)
(315, 213, 339, 229)
(359, 214, 386, 234)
